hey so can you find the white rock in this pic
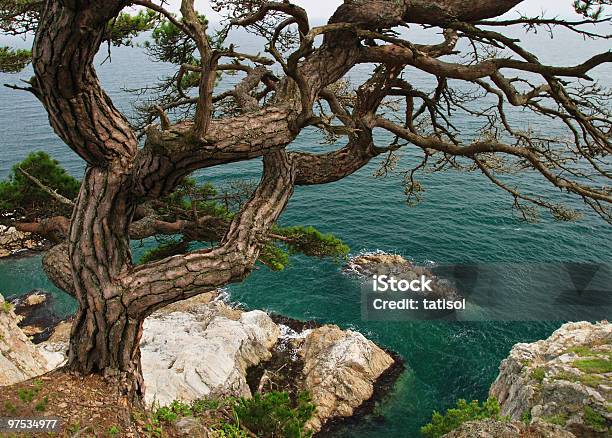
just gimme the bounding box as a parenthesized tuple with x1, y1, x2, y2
(141, 301, 279, 407)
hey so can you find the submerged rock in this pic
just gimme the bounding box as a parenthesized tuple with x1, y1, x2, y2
(0, 293, 50, 386)
(346, 252, 461, 302)
(490, 321, 611, 437)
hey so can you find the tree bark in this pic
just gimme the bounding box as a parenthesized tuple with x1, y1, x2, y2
(27, 0, 543, 406)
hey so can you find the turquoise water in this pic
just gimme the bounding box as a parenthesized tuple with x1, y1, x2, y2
(1, 27, 611, 437)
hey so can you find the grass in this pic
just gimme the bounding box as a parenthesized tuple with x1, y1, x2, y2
(573, 358, 612, 374)
(553, 370, 603, 388)
(583, 406, 607, 432)
(34, 395, 49, 412)
(4, 401, 17, 414)
(541, 413, 568, 427)
(530, 367, 546, 383)
(1, 300, 12, 313)
(565, 346, 612, 359)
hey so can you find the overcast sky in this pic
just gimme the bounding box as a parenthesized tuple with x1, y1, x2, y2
(162, 0, 588, 22)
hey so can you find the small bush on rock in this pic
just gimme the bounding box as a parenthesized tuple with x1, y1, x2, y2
(232, 391, 315, 438)
(421, 397, 506, 438)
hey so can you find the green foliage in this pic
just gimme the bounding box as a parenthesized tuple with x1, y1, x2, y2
(107, 10, 157, 46)
(17, 387, 37, 403)
(259, 243, 290, 271)
(232, 391, 315, 438)
(34, 395, 48, 412)
(541, 413, 568, 427)
(153, 405, 179, 423)
(420, 398, 505, 438)
(145, 15, 208, 65)
(151, 399, 198, 424)
(211, 422, 248, 438)
(0, 46, 31, 72)
(1, 301, 12, 313)
(108, 425, 121, 437)
(4, 401, 17, 415)
(565, 345, 612, 360)
(192, 398, 219, 414)
(574, 0, 609, 19)
(583, 406, 607, 432)
(530, 367, 546, 383)
(276, 225, 350, 260)
(573, 358, 612, 374)
(0, 151, 79, 215)
(521, 409, 532, 425)
(139, 239, 189, 264)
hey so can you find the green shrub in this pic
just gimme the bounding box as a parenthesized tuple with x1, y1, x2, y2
(4, 401, 16, 414)
(1, 301, 12, 313)
(34, 395, 49, 412)
(153, 405, 178, 423)
(211, 422, 248, 438)
(232, 391, 315, 438)
(521, 409, 532, 425)
(421, 397, 505, 438)
(191, 398, 219, 414)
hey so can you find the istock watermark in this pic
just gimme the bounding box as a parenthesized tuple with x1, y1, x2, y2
(372, 274, 433, 292)
(361, 263, 612, 321)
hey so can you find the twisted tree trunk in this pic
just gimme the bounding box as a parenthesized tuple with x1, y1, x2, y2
(27, 0, 534, 405)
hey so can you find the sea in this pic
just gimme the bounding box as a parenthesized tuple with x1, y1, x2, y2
(1, 23, 611, 437)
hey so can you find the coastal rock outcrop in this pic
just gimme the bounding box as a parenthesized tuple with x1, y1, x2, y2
(0, 225, 44, 258)
(442, 419, 576, 437)
(490, 321, 611, 437)
(8, 290, 64, 343)
(346, 251, 461, 301)
(0, 294, 49, 386)
(298, 325, 395, 431)
(8, 291, 400, 431)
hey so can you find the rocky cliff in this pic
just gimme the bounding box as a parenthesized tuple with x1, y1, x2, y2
(489, 321, 611, 437)
(1, 291, 399, 433)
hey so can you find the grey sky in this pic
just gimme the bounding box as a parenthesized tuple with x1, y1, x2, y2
(161, 1, 584, 21)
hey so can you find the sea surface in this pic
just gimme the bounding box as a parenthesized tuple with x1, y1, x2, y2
(1, 25, 611, 437)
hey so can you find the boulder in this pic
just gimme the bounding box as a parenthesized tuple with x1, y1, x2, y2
(298, 324, 395, 432)
(0, 293, 50, 386)
(490, 321, 611, 437)
(141, 300, 280, 407)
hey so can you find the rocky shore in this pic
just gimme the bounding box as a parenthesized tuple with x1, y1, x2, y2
(445, 321, 611, 437)
(0, 291, 403, 434)
(0, 224, 49, 258)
